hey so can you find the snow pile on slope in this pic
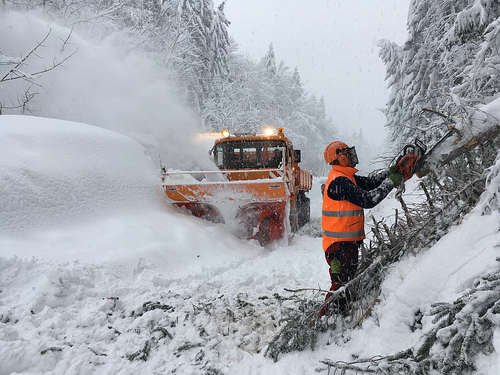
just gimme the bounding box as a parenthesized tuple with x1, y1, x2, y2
(0, 115, 162, 236)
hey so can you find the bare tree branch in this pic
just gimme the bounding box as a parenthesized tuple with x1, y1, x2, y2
(1, 29, 53, 83)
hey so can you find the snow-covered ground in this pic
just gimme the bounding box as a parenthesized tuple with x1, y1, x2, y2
(1, 115, 500, 374)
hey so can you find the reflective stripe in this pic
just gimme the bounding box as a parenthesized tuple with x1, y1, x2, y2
(322, 209, 363, 217)
(324, 229, 365, 239)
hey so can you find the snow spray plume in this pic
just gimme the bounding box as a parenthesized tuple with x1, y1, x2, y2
(0, 11, 215, 171)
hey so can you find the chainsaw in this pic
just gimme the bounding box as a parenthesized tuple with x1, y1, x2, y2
(394, 128, 457, 180)
(393, 139, 427, 181)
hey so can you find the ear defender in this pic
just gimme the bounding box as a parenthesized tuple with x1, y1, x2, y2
(338, 152, 349, 167)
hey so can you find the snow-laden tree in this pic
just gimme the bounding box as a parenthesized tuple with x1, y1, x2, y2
(378, 39, 404, 141)
(262, 43, 277, 77)
(449, 0, 500, 102)
(381, 0, 479, 148)
(380, 0, 500, 148)
(177, 0, 230, 112)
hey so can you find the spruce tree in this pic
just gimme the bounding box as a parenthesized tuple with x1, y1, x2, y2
(178, 0, 230, 112)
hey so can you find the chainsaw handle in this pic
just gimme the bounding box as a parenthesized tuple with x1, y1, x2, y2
(402, 144, 416, 156)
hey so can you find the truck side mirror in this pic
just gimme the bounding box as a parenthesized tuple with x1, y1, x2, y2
(294, 150, 301, 163)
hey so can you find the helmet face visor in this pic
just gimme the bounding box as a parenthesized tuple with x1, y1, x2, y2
(347, 146, 358, 166)
(337, 146, 358, 166)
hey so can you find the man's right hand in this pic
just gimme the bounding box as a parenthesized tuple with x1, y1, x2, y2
(391, 153, 416, 182)
(388, 172, 403, 187)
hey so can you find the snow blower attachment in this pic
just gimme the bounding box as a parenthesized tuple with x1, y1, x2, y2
(161, 128, 313, 246)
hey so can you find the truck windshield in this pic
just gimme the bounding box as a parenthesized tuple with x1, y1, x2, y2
(214, 140, 287, 169)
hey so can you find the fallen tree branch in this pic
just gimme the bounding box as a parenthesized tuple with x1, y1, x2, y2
(352, 289, 381, 329)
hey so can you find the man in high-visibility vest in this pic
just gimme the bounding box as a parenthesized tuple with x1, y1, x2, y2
(320, 141, 410, 317)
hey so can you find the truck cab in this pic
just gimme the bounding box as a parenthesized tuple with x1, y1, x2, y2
(210, 128, 311, 231)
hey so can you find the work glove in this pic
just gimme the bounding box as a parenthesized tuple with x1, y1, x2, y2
(388, 171, 403, 187)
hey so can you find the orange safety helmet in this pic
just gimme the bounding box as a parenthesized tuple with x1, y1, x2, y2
(324, 141, 358, 167)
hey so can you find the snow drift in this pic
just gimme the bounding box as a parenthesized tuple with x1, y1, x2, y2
(0, 115, 162, 235)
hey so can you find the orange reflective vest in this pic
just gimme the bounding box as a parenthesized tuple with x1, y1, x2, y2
(322, 165, 365, 251)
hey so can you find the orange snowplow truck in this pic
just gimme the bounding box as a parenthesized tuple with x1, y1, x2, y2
(162, 128, 313, 246)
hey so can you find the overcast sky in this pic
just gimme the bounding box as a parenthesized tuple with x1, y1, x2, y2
(220, 0, 411, 144)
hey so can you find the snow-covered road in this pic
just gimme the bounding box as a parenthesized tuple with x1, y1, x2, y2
(1, 116, 499, 374)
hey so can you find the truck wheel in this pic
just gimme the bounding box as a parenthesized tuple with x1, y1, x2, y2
(298, 193, 310, 228)
(289, 210, 299, 233)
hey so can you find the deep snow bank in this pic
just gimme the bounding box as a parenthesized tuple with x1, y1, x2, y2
(0, 115, 163, 235)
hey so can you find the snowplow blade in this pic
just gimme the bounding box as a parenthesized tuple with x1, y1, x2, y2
(163, 180, 289, 204)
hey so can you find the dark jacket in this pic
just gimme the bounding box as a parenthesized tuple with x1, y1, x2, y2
(326, 169, 393, 209)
